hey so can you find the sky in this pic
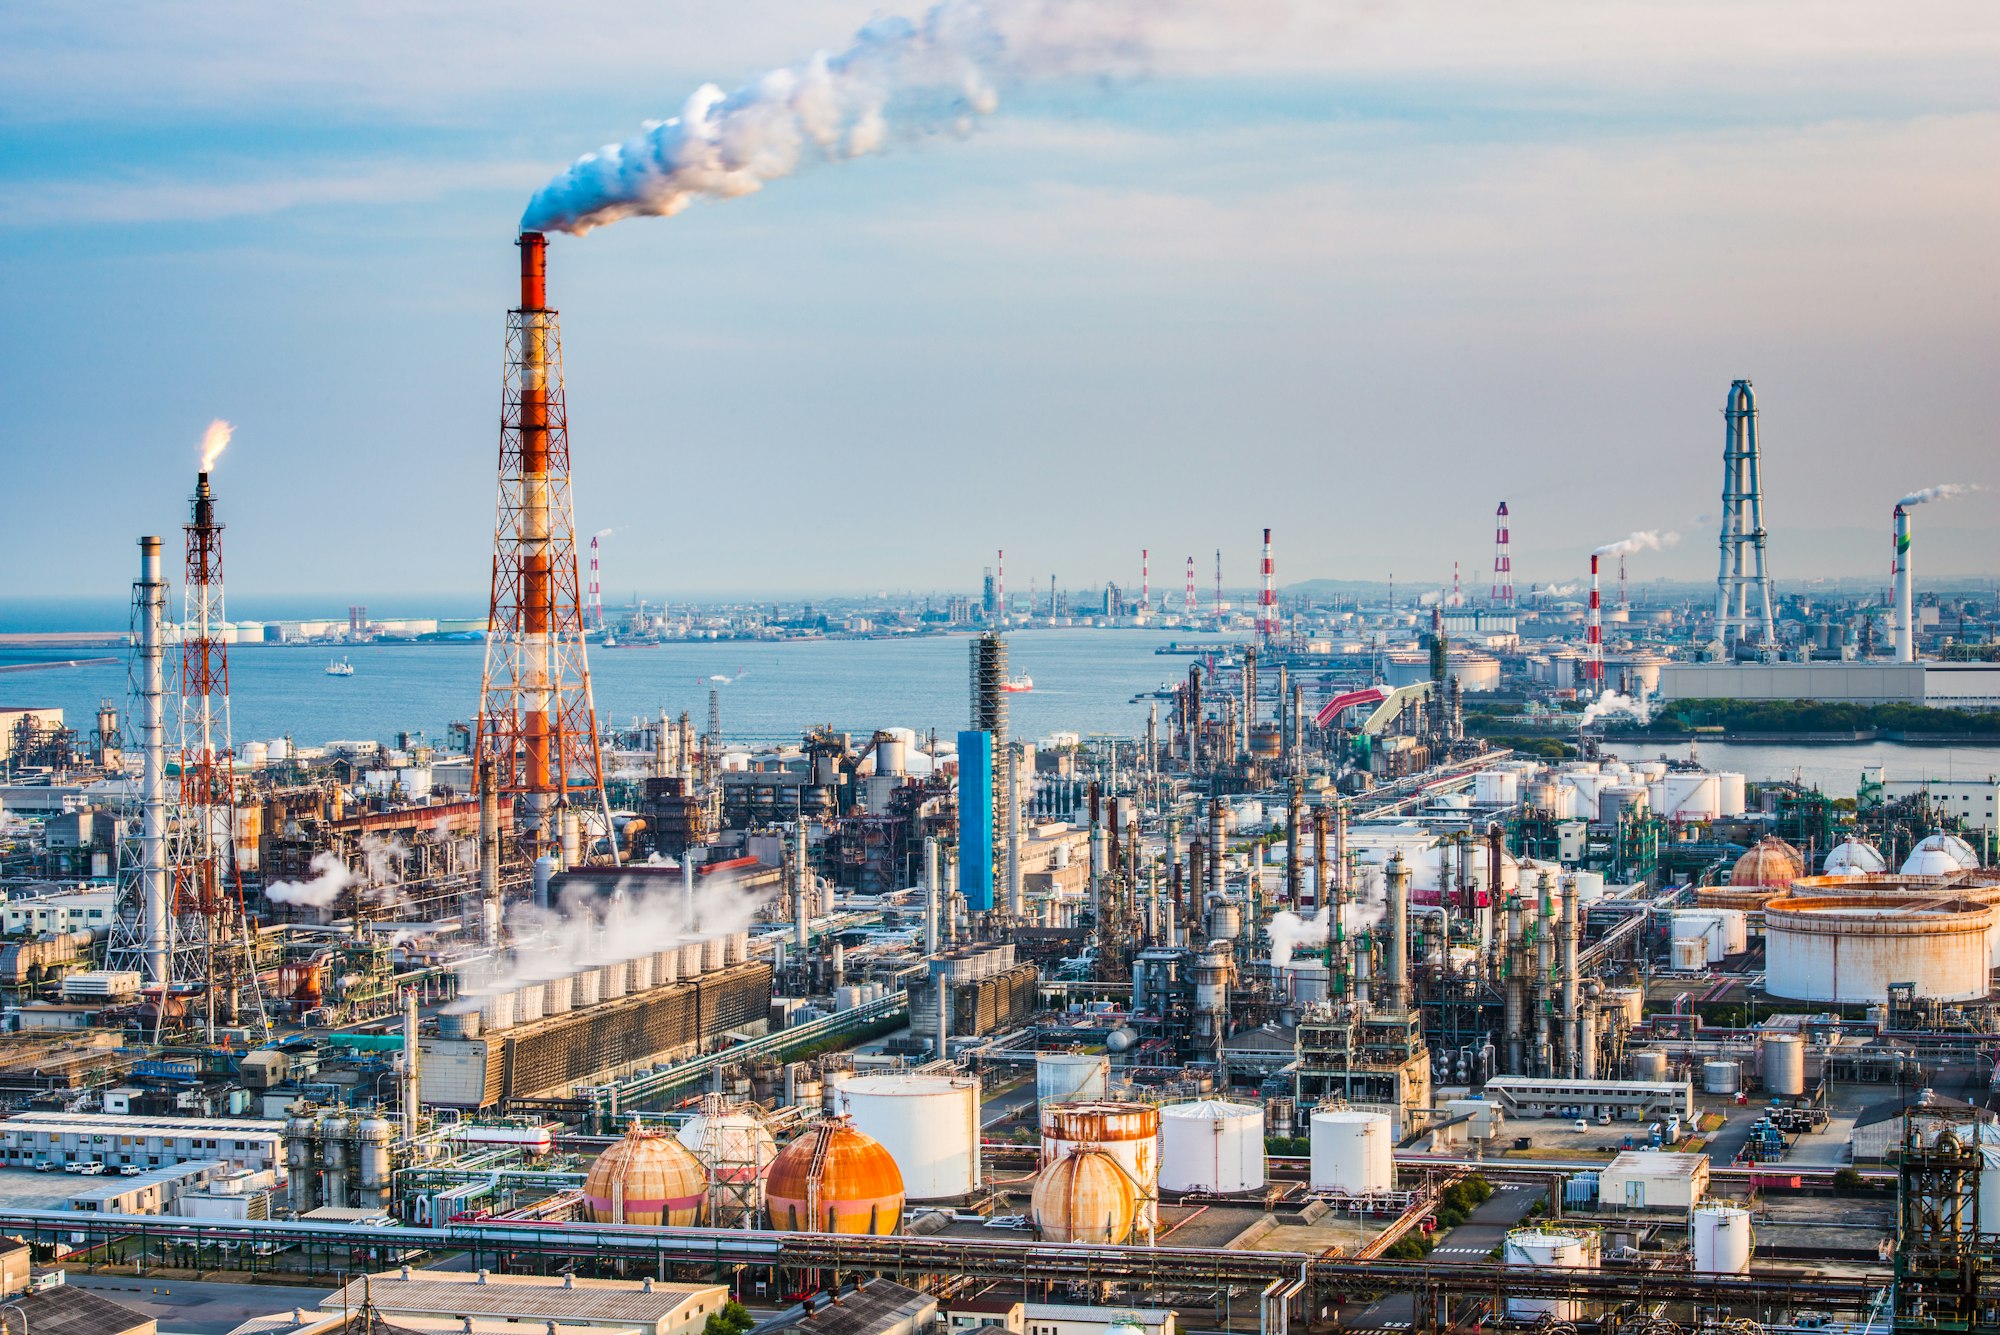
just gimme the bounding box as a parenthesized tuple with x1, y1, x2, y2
(2, 0, 1997, 607)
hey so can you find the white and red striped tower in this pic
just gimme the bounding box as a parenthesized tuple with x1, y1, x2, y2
(1184, 556, 1197, 618)
(1586, 554, 1604, 694)
(996, 549, 1005, 624)
(1451, 561, 1461, 607)
(1259, 528, 1276, 639)
(1213, 550, 1223, 613)
(1490, 501, 1513, 607)
(587, 534, 603, 631)
(1142, 548, 1150, 611)
(1618, 553, 1629, 612)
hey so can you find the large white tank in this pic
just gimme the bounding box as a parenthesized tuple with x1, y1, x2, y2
(1503, 1229, 1600, 1321)
(1692, 1204, 1753, 1274)
(1608, 987, 1646, 1025)
(1761, 1033, 1806, 1096)
(1764, 895, 1994, 1003)
(1630, 1049, 1670, 1081)
(1670, 936, 1708, 971)
(1903, 834, 1981, 876)
(1309, 1109, 1393, 1195)
(1036, 1053, 1110, 1106)
(838, 1074, 981, 1201)
(1703, 1060, 1741, 1095)
(1671, 910, 1746, 964)
(1158, 1101, 1265, 1194)
(1659, 773, 1721, 822)
(1473, 771, 1520, 806)
(1567, 870, 1607, 905)
(1823, 839, 1888, 876)
(1715, 773, 1747, 816)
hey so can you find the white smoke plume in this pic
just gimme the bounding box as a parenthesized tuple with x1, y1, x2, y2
(1899, 483, 1981, 507)
(1542, 583, 1580, 598)
(198, 419, 232, 472)
(521, 0, 1162, 235)
(265, 851, 355, 907)
(592, 528, 616, 540)
(1592, 530, 1679, 559)
(1579, 691, 1652, 728)
(1268, 907, 1327, 969)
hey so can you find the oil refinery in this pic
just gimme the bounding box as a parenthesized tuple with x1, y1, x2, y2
(1, 221, 1998, 1335)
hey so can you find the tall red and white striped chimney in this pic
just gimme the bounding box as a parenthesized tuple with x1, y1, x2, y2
(1141, 548, 1149, 612)
(1586, 554, 1604, 694)
(1491, 501, 1513, 607)
(1259, 528, 1276, 639)
(1184, 556, 1196, 617)
(996, 548, 1005, 625)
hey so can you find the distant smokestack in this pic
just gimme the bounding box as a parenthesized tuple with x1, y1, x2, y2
(1490, 501, 1512, 608)
(1259, 528, 1276, 639)
(1184, 556, 1196, 618)
(1586, 554, 1603, 694)
(1141, 548, 1149, 611)
(1893, 504, 1914, 662)
(138, 536, 170, 991)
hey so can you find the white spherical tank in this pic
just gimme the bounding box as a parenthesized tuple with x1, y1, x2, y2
(1504, 1229, 1600, 1321)
(1902, 833, 1980, 877)
(838, 1074, 982, 1201)
(1702, 1060, 1741, 1095)
(1692, 1204, 1753, 1274)
(1309, 1110, 1392, 1195)
(1823, 839, 1887, 876)
(1158, 1101, 1266, 1194)
(1036, 1053, 1110, 1107)
(1764, 895, 1994, 1003)
(1761, 1033, 1806, 1096)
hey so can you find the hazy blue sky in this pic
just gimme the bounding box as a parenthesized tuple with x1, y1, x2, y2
(2, 1, 1996, 605)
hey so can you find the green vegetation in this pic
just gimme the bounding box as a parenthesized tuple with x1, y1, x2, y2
(1431, 1175, 1495, 1232)
(703, 1301, 756, 1335)
(1615, 699, 2000, 737)
(1479, 735, 1577, 759)
(1265, 1135, 1311, 1157)
(1383, 1233, 1435, 1260)
(1833, 1167, 1866, 1192)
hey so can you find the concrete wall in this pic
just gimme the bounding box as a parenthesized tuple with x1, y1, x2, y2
(1658, 662, 1926, 705)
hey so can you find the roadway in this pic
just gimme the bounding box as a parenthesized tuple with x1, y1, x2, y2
(1338, 1181, 1543, 1333)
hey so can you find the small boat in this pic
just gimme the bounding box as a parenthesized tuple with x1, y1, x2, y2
(325, 657, 355, 677)
(1001, 676, 1034, 693)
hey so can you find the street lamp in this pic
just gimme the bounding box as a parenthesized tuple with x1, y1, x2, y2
(3, 1300, 31, 1335)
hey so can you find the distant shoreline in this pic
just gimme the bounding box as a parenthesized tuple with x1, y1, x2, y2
(1606, 729, 2000, 748)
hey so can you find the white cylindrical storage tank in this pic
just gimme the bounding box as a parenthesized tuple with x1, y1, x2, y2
(1764, 895, 1994, 1003)
(1671, 936, 1708, 971)
(1036, 1053, 1110, 1106)
(242, 740, 269, 767)
(1702, 1060, 1741, 1095)
(601, 959, 628, 1001)
(1608, 987, 1645, 1025)
(876, 735, 908, 776)
(1568, 870, 1606, 905)
(574, 968, 602, 1009)
(543, 975, 572, 1016)
(1671, 911, 1728, 964)
(1473, 771, 1520, 806)
(1631, 1049, 1670, 1082)
(1716, 773, 1747, 816)
(701, 935, 727, 973)
(514, 982, 544, 1025)
(1598, 784, 1649, 825)
(1659, 773, 1721, 822)
(1761, 1033, 1806, 1096)
(268, 737, 292, 761)
(1692, 1204, 1753, 1274)
(1503, 1230, 1599, 1321)
(1159, 1101, 1265, 1194)
(838, 1073, 981, 1201)
(439, 1010, 480, 1039)
(1309, 1109, 1393, 1196)
(1283, 963, 1331, 1006)
(481, 990, 516, 1033)
(654, 948, 680, 986)
(628, 953, 655, 993)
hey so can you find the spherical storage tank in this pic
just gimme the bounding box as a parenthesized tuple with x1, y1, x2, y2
(1031, 1147, 1138, 1244)
(584, 1124, 708, 1226)
(1503, 1229, 1600, 1321)
(1692, 1205, 1752, 1274)
(837, 1074, 981, 1200)
(1732, 837, 1804, 888)
(1761, 1033, 1806, 1096)
(676, 1107, 778, 1221)
(764, 1117, 904, 1234)
(1309, 1109, 1392, 1195)
(1158, 1100, 1266, 1194)
(1903, 833, 1981, 877)
(1040, 1102, 1160, 1230)
(1764, 894, 1994, 1003)
(1823, 838, 1887, 876)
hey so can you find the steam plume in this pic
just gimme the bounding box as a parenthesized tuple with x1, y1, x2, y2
(592, 528, 616, 540)
(266, 852, 355, 907)
(1899, 483, 1981, 507)
(520, 0, 1157, 235)
(1579, 690, 1652, 728)
(1592, 530, 1679, 558)
(199, 419, 233, 472)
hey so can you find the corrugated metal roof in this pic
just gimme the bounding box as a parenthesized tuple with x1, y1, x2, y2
(331, 1272, 722, 1328)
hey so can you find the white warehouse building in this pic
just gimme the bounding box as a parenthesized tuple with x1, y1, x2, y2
(0, 1112, 286, 1173)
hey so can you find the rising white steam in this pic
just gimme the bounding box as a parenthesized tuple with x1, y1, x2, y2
(1579, 691, 1652, 727)
(1899, 483, 1981, 507)
(1592, 530, 1679, 559)
(1268, 907, 1327, 969)
(592, 528, 616, 540)
(199, 419, 232, 472)
(520, 0, 1160, 235)
(266, 852, 355, 907)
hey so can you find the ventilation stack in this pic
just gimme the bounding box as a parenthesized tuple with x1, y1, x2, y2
(1715, 378, 1776, 653)
(1259, 528, 1276, 639)
(475, 232, 614, 868)
(1585, 555, 1604, 695)
(1893, 504, 1914, 662)
(1490, 501, 1512, 608)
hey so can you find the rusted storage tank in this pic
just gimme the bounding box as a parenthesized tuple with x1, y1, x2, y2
(584, 1123, 708, 1226)
(1764, 894, 1993, 1003)
(764, 1117, 905, 1234)
(1040, 1100, 1160, 1236)
(1031, 1146, 1138, 1243)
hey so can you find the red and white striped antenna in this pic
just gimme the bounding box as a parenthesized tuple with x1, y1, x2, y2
(1586, 554, 1604, 694)
(1258, 528, 1276, 639)
(1490, 501, 1513, 607)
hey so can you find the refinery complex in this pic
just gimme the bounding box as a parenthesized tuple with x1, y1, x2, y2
(0, 226, 1995, 1335)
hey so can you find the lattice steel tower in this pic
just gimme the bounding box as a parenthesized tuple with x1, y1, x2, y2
(1714, 379, 1776, 651)
(476, 232, 613, 867)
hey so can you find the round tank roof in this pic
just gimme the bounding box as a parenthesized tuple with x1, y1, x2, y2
(583, 1124, 707, 1226)
(765, 1117, 905, 1234)
(1732, 837, 1804, 889)
(1031, 1146, 1138, 1245)
(1902, 833, 1980, 877)
(1823, 838, 1887, 876)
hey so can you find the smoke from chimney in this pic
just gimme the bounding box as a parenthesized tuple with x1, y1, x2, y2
(520, 0, 1163, 236)
(1898, 483, 1980, 507)
(1592, 529, 1678, 558)
(199, 419, 233, 472)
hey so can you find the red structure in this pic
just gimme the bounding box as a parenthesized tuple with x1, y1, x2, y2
(1141, 548, 1149, 612)
(1183, 555, 1196, 618)
(1586, 553, 1604, 692)
(476, 232, 611, 866)
(1490, 501, 1513, 607)
(1258, 527, 1276, 639)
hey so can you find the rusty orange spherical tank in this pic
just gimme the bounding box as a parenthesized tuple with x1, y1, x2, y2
(1031, 1146, 1138, 1244)
(764, 1118, 904, 1235)
(583, 1125, 708, 1226)
(1731, 837, 1803, 889)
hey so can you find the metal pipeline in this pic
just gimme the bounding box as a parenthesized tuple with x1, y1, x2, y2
(1561, 874, 1580, 1077)
(478, 757, 500, 947)
(1285, 784, 1302, 906)
(1087, 783, 1104, 918)
(923, 837, 940, 955)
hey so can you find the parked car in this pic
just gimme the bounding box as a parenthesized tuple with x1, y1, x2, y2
(118, 1164, 145, 1176)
